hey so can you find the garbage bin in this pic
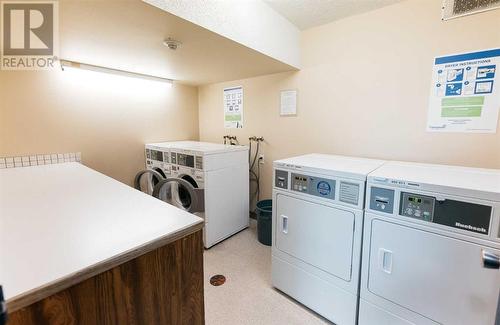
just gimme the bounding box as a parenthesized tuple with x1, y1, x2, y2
(256, 199, 272, 246)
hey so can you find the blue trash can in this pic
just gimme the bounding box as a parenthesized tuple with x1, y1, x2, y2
(256, 200, 272, 246)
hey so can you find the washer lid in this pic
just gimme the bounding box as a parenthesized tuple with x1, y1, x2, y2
(273, 154, 386, 181)
(368, 161, 500, 202)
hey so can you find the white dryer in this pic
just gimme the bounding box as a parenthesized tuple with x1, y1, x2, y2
(272, 154, 385, 324)
(360, 161, 500, 325)
(137, 141, 249, 248)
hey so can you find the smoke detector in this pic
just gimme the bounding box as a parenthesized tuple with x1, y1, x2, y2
(163, 38, 182, 50)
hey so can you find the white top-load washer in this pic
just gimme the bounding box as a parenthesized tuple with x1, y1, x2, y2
(360, 161, 500, 325)
(272, 154, 386, 324)
(137, 141, 249, 248)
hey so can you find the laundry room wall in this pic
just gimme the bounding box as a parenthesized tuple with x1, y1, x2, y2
(198, 0, 500, 201)
(0, 70, 199, 185)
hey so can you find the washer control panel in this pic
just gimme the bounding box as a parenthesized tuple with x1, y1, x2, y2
(400, 192, 435, 222)
(291, 173, 335, 200)
(146, 149, 165, 162)
(195, 156, 203, 169)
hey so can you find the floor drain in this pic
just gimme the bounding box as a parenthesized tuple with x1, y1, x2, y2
(210, 274, 226, 286)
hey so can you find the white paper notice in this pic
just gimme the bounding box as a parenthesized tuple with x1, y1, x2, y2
(427, 49, 500, 133)
(224, 86, 243, 128)
(280, 90, 297, 116)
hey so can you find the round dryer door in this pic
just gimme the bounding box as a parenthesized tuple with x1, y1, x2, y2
(153, 177, 204, 213)
(134, 168, 165, 195)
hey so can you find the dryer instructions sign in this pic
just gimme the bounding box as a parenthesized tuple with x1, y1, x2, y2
(427, 49, 500, 133)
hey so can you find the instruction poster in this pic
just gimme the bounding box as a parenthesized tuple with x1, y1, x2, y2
(224, 86, 243, 128)
(427, 49, 500, 133)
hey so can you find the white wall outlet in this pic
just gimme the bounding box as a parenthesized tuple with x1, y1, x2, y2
(258, 154, 265, 164)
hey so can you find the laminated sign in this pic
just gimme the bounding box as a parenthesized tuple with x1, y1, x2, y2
(224, 86, 243, 128)
(427, 49, 500, 133)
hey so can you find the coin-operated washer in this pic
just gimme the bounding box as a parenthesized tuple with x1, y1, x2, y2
(136, 141, 249, 248)
(134, 144, 169, 196)
(360, 161, 500, 325)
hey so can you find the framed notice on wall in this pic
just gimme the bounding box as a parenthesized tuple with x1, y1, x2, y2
(280, 89, 297, 116)
(223, 86, 243, 128)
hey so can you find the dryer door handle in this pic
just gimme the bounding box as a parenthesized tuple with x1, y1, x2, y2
(482, 250, 500, 269)
(378, 248, 393, 274)
(281, 215, 288, 234)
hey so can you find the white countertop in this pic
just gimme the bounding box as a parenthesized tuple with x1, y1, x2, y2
(0, 163, 204, 310)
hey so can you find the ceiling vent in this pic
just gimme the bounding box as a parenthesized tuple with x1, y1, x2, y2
(442, 0, 500, 20)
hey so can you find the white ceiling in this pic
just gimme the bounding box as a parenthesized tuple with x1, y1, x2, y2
(264, 0, 404, 30)
(145, 0, 301, 68)
(59, 0, 295, 86)
(58, 0, 406, 85)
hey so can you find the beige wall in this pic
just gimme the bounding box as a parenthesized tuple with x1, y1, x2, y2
(0, 70, 199, 185)
(198, 0, 500, 200)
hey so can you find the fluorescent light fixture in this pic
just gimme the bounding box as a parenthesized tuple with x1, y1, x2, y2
(60, 59, 173, 85)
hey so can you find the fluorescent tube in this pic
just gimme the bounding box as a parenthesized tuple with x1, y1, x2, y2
(60, 59, 173, 86)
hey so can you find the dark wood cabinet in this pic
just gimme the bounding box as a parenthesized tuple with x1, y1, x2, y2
(8, 230, 205, 325)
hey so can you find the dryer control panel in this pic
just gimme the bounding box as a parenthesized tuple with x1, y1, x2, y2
(291, 173, 336, 200)
(399, 192, 492, 236)
(369, 186, 493, 236)
(400, 192, 435, 222)
(275, 170, 288, 189)
(274, 166, 365, 208)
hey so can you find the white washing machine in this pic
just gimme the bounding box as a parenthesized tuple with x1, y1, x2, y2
(137, 141, 249, 248)
(272, 154, 385, 324)
(360, 161, 500, 325)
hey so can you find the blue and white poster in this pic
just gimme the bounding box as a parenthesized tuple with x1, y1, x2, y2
(427, 49, 500, 133)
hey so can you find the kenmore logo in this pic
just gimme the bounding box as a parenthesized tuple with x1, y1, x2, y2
(455, 222, 487, 234)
